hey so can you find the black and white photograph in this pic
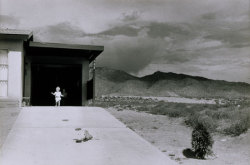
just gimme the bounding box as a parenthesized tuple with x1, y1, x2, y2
(0, 0, 249, 164)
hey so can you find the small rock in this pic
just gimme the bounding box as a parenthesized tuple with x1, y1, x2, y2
(175, 157, 181, 161)
(169, 152, 175, 157)
(75, 139, 82, 143)
(83, 130, 93, 141)
(75, 128, 81, 131)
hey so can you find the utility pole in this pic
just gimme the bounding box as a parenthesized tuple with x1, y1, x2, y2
(93, 59, 96, 105)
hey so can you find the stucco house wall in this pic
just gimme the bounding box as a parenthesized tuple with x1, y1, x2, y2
(0, 39, 25, 107)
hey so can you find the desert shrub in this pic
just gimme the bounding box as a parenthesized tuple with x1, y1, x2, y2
(200, 116, 217, 132)
(208, 108, 234, 120)
(189, 104, 209, 113)
(185, 107, 196, 114)
(223, 116, 249, 136)
(223, 121, 248, 136)
(191, 123, 214, 159)
(164, 108, 183, 117)
(223, 108, 250, 136)
(150, 104, 183, 117)
(185, 114, 217, 132)
(136, 106, 151, 112)
(149, 104, 165, 115)
(148, 102, 204, 118)
(185, 113, 200, 127)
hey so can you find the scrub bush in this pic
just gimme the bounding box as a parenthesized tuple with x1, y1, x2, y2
(223, 119, 248, 136)
(191, 123, 214, 159)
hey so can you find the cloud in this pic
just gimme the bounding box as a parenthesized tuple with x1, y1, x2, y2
(95, 25, 141, 37)
(94, 21, 193, 39)
(146, 22, 191, 38)
(33, 22, 86, 43)
(201, 13, 217, 20)
(204, 28, 250, 48)
(184, 38, 223, 50)
(0, 15, 19, 28)
(155, 50, 199, 65)
(120, 11, 140, 22)
(194, 9, 250, 49)
(97, 35, 162, 73)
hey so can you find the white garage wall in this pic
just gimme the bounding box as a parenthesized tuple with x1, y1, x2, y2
(8, 51, 22, 101)
(0, 50, 8, 97)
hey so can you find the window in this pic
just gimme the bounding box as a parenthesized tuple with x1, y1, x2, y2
(0, 50, 8, 97)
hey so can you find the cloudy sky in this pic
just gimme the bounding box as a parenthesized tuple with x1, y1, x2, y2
(0, 0, 250, 83)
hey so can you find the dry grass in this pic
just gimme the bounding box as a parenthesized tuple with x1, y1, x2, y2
(95, 97, 250, 136)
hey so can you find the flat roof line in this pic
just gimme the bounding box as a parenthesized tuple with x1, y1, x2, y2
(0, 29, 33, 40)
(29, 41, 104, 51)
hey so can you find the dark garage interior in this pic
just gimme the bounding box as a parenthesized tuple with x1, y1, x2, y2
(31, 64, 82, 106)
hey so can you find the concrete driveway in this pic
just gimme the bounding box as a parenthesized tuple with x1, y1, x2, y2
(0, 107, 177, 165)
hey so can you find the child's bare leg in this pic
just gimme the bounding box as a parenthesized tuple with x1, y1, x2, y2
(58, 101, 60, 106)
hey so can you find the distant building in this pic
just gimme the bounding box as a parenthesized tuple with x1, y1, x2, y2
(0, 29, 104, 107)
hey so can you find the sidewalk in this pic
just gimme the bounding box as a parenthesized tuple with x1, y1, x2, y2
(0, 108, 20, 149)
(0, 107, 177, 165)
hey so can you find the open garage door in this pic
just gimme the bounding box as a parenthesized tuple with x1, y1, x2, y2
(31, 64, 82, 106)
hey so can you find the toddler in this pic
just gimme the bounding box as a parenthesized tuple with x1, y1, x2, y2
(51, 86, 63, 106)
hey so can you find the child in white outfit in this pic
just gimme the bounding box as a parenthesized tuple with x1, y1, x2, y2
(51, 87, 63, 106)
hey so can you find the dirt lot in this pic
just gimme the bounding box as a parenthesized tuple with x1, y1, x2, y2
(107, 107, 250, 165)
(0, 108, 20, 149)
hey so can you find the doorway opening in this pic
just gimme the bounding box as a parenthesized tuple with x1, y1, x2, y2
(31, 64, 82, 106)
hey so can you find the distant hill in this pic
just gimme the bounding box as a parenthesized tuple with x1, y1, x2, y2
(95, 67, 250, 98)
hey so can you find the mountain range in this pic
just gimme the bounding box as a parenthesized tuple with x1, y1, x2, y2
(95, 67, 250, 99)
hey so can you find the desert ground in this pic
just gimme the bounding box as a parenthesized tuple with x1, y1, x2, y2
(96, 97, 250, 165)
(107, 108, 250, 165)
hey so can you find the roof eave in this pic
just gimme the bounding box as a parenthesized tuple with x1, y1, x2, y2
(29, 41, 104, 52)
(0, 32, 33, 41)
